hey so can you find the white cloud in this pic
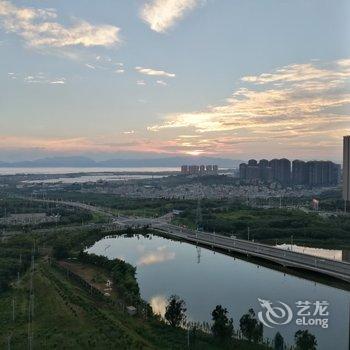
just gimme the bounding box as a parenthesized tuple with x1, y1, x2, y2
(85, 57, 125, 73)
(137, 246, 175, 266)
(141, 0, 201, 33)
(85, 63, 96, 70)
(0, 1, 121, 49)
(135, 66, 175, 78)
(137, 80, 146, 85)
(50, 80, 65, 85)
(156, 80, 168, 86)
(9, 72, 66, 85)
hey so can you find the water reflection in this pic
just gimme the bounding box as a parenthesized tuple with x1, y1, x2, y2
(137, 246, 176, 266)
(87, 234, 350, 350)
(149, 295, 167, 318)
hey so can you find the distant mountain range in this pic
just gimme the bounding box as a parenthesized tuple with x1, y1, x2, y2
(0, 156, 242, 168)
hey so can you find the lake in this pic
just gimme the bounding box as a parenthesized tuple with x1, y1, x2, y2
(87, 234, 350, 350)
(0, 167, 179, 176)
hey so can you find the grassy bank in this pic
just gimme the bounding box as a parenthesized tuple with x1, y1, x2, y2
(0, 225, 271, 350)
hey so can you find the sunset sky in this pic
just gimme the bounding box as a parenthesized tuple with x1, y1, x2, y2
(1, 0, 350, 162)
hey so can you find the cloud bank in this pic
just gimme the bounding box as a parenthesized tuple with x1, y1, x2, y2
(148, 59, 350, 157)
(0, 0, 121, 48)
(141, 0, 201, 33)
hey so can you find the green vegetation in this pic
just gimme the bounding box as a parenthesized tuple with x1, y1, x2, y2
(78, 252, 140, 303)
(7, 188, 349, 248)
(0, 235, 32, 292)
(239, 309, 263, 343)
(24, 191, 199, 217)
(164, 295, 187, 328)
(294, 330, 317, 350)
(274, 332, 285, 350)
(211, 305, 234, 343)
(0, 195, 328, 348)
(0, 197, 104, 230)
(174, 202, 350, 248)
(0, 218, 270, 349)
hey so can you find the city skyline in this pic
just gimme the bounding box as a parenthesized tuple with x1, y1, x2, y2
(1, 0, 350, 162)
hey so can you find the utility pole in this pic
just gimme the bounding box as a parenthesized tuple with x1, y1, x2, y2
(7, 335, 11, 350)
(12, 298, 15, 321)
(195, 198, 202, 231)
(187, 327, 190, 349)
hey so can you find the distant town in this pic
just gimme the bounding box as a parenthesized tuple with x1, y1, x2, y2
(180, 164, 219, 175)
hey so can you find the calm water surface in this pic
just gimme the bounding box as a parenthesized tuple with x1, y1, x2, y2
(0, 167, 179, 175)
(87, 234, 350, 350)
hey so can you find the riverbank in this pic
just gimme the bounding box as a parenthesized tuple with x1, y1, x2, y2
(0, 226, 270, 349)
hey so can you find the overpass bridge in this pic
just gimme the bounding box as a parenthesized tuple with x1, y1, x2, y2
(150, 221, 350, 283)
(22, 197, 350, 284)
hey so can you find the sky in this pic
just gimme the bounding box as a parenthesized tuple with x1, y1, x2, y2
(0, 0, 350, 162)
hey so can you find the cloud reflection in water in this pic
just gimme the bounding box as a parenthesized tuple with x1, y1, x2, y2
(137, 245, 175, 266)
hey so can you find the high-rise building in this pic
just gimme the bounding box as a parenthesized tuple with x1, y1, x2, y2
(181, 165, 188, 174)
(188, 165, 200, 174)
(259, 159, 272, 182)
(307, 161, 340, 187)
(343, 136, 350, 201)
(246, 164, 260, 181)
(269, 158, 291, 185)
(181, 164, 219, 176)
(292, 160, 308, 185)
(239, 158, 339, 187)
(269, 159, 280, 182)
(248, 159, 258, 166)
(239, 163, 247, 181)
(280, 158, 291, 185)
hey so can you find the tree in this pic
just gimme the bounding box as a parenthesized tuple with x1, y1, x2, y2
(274, 332, 285, 350)
(239, 308, 263, 343)
(52, 242, 69, 260)
(295, 330, 317, 350)
(165, 295, 187, 327)
(211, 305, 234, 341)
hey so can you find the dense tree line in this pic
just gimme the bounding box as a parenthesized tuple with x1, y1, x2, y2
(0, 236, 32, 292)
(78, 251, 140, 303)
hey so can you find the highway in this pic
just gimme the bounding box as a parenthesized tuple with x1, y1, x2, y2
(25, 197, 350, 283)
(151, 222, 350, 283)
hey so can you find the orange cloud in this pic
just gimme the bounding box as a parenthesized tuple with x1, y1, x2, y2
(147, 59, 350, 158)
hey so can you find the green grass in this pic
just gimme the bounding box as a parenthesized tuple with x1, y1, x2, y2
(0, 261, 270, 349)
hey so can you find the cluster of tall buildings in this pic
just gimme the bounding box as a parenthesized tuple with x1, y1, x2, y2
(181, 164, 219, 175)
(239, 158, 340, 187)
